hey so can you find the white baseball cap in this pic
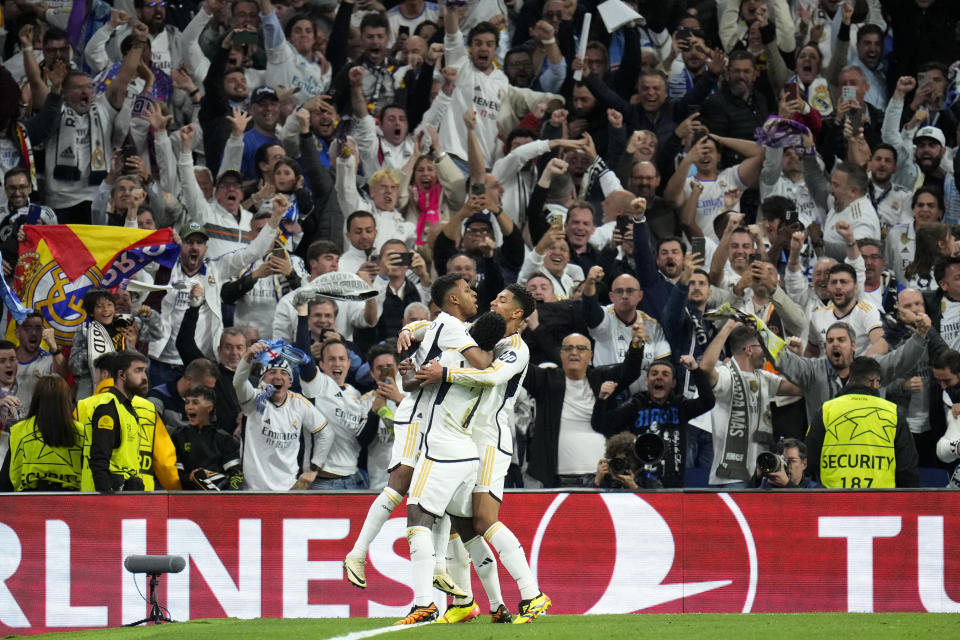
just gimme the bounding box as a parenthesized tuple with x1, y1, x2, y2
(914, 126, 946, 147)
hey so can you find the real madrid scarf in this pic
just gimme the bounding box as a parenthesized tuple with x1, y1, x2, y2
(87, 320, 121, 372)
(54, 104, 108, 183)
(791, 74, 834, 118)
(14, 123, 36, 189)
(715, 360, 769, 482)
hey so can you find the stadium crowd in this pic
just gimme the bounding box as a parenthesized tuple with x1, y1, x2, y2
(1, 0, 960, 496)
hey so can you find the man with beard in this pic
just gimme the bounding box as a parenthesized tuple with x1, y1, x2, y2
(339, 212, 378, 278)
(923, 256, 960, 350)
(148, 199, 288, 389)
(240, 86, 281, 178)
(663, 254, 719, 473)
(84, 351, 152, 492)
(884, 76, 953, 193)
(858, 239, 900, 316)
(699, 51, 769, 166)
(84, 0, 184, 74)
(700, 321, 801, 488)
(14, 314, 67, 409)
(808, 263, 887, 356)
(329, 13, 396, 117)
(45, 48, 141, 224)
(760, 144, 825, 229)
(866, 144, 912, 230)
(0, 168, 55, 270)
(627, 161, 678, 248)
(592, 356, 714, 488)
(814, 162, 881, 248)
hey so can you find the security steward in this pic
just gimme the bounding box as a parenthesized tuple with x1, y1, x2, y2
(78, 352, 181, 491)
(81, 351, 151, 492)
(806, 357, 919, 488)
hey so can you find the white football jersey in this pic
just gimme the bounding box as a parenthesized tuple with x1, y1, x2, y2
(240, 391, 328, 490)
(446, 332, 530, 457)
(590, 307, 671, 368)
(301, 373, 365, 477)
(422, 349, 485, 461)
(809, 300, 883, 355)
(393, 311, 478, 425)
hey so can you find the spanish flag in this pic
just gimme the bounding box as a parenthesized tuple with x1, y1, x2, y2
(12, 225, 179, 345)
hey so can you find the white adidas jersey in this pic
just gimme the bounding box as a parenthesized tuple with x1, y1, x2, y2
(809, 299, 883, 356)
(590, 306, 671, 368)
(393, 311, 478, 425)
(240, 391, 328, 490)
(301, 374, 365, 477)
(422, 349, 485, 462)
(446, 332, 530, 457)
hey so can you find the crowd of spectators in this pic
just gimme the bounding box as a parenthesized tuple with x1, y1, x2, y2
(1, 0, 960, 493)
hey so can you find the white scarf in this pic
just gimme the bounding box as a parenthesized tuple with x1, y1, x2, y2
(87, 321, 115, 372)
(54, 104, 108, 183)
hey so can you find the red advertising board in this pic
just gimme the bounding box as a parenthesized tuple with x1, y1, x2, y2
(2, 491, 960, 635)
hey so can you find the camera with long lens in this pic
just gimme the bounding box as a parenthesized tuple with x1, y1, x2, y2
(757, 451, 786, 475)
(608, 456, 631, 476)
(634, 432, 665, 463)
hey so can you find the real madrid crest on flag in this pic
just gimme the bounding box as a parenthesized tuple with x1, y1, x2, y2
(12, 225, 180, 346)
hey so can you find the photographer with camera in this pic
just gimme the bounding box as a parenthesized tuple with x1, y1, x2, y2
(593, 432, 642, 490)
(753, 438, 821, 489)
(591, 355, 715, 488)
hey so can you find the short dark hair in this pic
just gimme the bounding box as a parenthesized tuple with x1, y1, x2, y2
(0, 339, 15, 353)
(360, 12, 389, 33)
(366, 341, 399, 364)
(413, 20, 439, 38)
(872, 143, 898, 164)
(108, 350, 149, 380)
(120, 34, 149, 55)
(183, 385, 215, 405)
(829, 262, 858, 282)
(346, 210, 376, 231)
(778, 437, 807, 459)
(913, 186, 945, 213)
(469, 312, 506, 351)
(42, 27, 70, 46)
(320, 339, 348, 360)
(254, 142, 284, 173)
(933, 348, 960, 375)
(380, 103, 407, 119)
(431, 273, 463, 308)
(728, 326, 759, 353)
(826, 322, 856, 343)
(727, 49, 756, 67)
(917, 61, 949, 78)
(760, 195, 796, 222)
(183, 358, 219, 382)
(934, 255, 960, 283)
(506, 126, 537, 149)
(17, 311, 43, 326)
(692, 268, 710, 280)
(855, 23, 884, 43)
(506, 283, 536, 319)
(93, 352, 119, 374)
(3, 166, 29, 184)
(306, 240, 341, 262)
(467, 21, 498, 45)
(283, 13, 315, 40)
(848, 356, 881, 387)
(81, 289, 116, 317)
(656, 235, 687, 255)
(857, 238, 883, 253)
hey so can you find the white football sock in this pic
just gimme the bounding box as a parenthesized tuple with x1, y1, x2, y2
(447, 534, 474, 606)
(348, 487, 402, 558)
(406, 526, 435, 607)
(464, 535, 504, 610)
(432, 514, 451, 574)
(484, 522, 538, 600)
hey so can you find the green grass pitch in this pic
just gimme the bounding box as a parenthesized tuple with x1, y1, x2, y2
(14, 613, 959, 640)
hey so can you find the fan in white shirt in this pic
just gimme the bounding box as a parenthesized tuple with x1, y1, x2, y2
(821, 162, 881, 246)
(233, 343, 331, 491)
(806, 262, 887, 357)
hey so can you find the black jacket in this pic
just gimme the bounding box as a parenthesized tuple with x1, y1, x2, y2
(699, 84, 769, 166)
(591, 368, 715, 488)
(523, 342, 645, 487)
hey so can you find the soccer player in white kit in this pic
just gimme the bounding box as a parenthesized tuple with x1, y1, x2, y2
(416, 284, 552, 624)
(233, 342, 332, 490)
(396, 311, 507, 625)
(343, 274, 492, 591)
